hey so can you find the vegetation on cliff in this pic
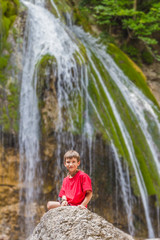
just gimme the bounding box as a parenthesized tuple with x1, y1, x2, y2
(73, 0, 160, 64)
(0, 0, 19, 55)
(87, 48, 160, 198)
(107, 43, 159, 106)
(0, 0, 19, 134)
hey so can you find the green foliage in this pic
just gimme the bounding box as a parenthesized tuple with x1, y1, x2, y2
(122, 4, 160, 45)
(121, 44, 139, 62)
(141, 49, 154, 65)
(0, 0, 19, 134)
(0, 82, 19, 133)
(93, 0, 160, 48)
(0, 56, 9, 70)
(0, 0, 19, 52)
(94, 0, 134, 24)
(0, 0, 19, 71)
(79, 0, 99, 7)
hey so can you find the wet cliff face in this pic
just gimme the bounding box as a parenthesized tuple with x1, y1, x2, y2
(0, 143, 19, 240)
(0, 1, 160, 240)
(0, 1, 21, 238)
(142, 63, 160, 106)
(36, 53, 156, 236)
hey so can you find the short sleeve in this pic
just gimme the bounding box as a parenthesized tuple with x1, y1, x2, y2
(82, 173, 92, 193)
(59, 179, 66, 198)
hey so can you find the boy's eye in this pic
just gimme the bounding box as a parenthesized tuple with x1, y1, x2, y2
(66, 161, 76, 164)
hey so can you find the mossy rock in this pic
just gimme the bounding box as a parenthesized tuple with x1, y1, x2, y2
(36, 54, 57, 91)
(47, 0, 71, 21)
(36, 54, 58, 135)
(87, 49, 160, 198)
(72, 7, 92, 33)
(0, 56, 9, 70)
(107, 43, 159, 108)
(37, 54, 57, 69)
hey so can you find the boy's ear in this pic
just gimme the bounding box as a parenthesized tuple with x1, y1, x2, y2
(78, 161, 80, 166)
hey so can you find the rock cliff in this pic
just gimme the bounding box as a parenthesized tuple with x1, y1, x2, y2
(27, 206, 134, 240)
(142, 62, 160, 106)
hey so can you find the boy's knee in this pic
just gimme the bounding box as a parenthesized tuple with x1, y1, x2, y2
(47, 201, 60, 210)
(47, 201, 52, 210)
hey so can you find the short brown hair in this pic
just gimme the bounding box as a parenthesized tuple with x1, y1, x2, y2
(64, 150, 80, 162)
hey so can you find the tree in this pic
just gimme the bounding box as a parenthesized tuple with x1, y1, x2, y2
(94, 0, 160, 47)
(133, 0, 137, 11)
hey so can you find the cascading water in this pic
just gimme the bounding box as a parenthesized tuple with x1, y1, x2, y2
(19, 2, 43, 236)
(19, 0, 83, 236)
(112, 143, 134, 235)
(19, 0, 160, 238)
(72, 27, 160, 237)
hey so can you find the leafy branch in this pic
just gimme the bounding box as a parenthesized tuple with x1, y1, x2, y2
(94, 0, 160, 50)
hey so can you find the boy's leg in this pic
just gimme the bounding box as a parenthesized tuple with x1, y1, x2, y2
(47, 201, 60, 210)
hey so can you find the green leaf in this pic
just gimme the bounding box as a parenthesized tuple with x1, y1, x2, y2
(138, 37, 158, 45)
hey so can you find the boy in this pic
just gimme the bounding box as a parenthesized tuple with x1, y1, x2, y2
(47, 150, 92, 210)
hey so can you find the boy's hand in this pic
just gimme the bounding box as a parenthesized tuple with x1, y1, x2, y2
(61, 200, 68, 206)
(78, 204, 86, 209)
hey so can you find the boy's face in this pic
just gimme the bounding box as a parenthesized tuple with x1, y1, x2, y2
(64, 157, 80, 173)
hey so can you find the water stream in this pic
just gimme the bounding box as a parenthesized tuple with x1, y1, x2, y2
(19, 0, 160, 238)
(72, 26, 160, 237)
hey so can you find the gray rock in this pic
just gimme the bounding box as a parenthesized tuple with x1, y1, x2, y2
(27, 206, 134, 240)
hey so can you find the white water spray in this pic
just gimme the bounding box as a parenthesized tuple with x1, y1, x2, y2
(72, 26, 157, 237)
(19, 0, 79, 236)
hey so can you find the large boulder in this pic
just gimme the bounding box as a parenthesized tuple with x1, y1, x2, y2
(27, 206, 134, 240)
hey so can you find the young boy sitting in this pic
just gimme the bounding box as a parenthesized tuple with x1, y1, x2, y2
(47, 150, 92, 209)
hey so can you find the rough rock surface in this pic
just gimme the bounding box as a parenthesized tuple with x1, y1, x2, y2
(27, 206, 134, 240)
(0, 146, 20, 239)
(142, 62, 160, 106)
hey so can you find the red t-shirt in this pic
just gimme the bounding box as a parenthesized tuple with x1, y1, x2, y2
(59, 170, 92, 206)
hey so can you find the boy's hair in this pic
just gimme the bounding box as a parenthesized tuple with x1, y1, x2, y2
(64, 150, 80, 162)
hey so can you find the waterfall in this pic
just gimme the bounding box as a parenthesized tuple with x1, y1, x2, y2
(112, 143, 134, 235)
(19, 0, 81, 236)
(72, 26, 160, 237)
(19, 0, 160, 238)
(50, 0, 61, 18)
(19, 2, 42, 235)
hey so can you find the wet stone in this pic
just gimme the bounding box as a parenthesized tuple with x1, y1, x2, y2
(28, 206, 134, 240)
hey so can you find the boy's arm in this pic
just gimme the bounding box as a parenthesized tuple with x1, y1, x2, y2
(79, 190, 92, 208)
